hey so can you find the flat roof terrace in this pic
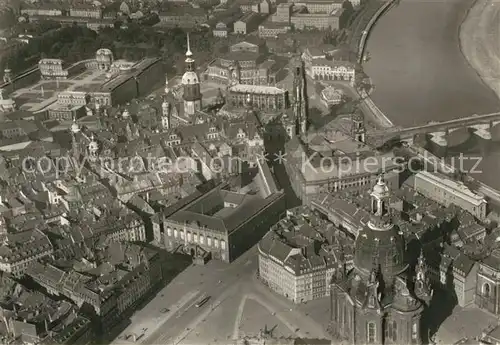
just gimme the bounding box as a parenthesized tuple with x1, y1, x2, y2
(10, 67, 109, 112)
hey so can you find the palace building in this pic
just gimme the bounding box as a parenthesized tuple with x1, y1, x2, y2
(39, 58, 68, 80)
(329, 177, 433, 345)
(302, 48, 356, 85)
(227, 84, 288, 111)
(204, 40, 285, 86)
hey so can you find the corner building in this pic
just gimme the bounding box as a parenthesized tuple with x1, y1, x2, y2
(329, 177, 433, 345)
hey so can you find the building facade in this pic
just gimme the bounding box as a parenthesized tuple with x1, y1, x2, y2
(414, 171, 488, 219)
(39, 58, 68, 79)
(234, 12, 263, 34)
(475, 249, 500, 315)
(158, 7, 207, 28)
(154, 182, 286, 263)
(258, 22, 291, 38)
(0, 229, 54, 277)
(305, 57, 356, 85)
(227, 84, 288, 111)
(69, 4, 102, 18)
(258, 207, 351, 303)
(205, 40, 283, 86)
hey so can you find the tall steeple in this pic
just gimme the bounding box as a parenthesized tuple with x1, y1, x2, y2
(293, 57, 308, 136)
(181, 33, 202, 117)
(415, 249, 433, 302)
(164, 72, 170, 96)
(162, 99, 171, 130)
(70, 116, 80, 159)
(185, 33, 195, 72)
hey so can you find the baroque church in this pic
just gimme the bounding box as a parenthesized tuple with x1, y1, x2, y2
(329, 176, 433, 345)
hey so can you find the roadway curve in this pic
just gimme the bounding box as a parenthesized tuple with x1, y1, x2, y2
(363, 0, 500, 128)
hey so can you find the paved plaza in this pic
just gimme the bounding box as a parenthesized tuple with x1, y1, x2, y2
(434, 306, 497, 344)
(111, 247, 329, 345)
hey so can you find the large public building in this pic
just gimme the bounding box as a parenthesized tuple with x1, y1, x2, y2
(204, 40, 285, 86)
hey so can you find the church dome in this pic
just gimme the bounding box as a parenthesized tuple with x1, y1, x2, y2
(354, 221, 407, 284)
(182, 71, 199, 85)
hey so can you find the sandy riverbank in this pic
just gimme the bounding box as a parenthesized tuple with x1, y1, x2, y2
(459, 0, 500, 100)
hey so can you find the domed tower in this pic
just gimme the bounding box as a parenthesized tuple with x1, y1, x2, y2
(352, 111, 366, 143)
(3, 68, 12, 84)
(96, 49, 114, 71)
(88, 134, 99, 161)
(354, 175, 408, 286)
(181, 33, 202, 117)
(330, 176, 429, 345)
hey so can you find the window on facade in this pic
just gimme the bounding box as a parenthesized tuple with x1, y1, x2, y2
(385, 320, 397, 342)
(167, 227, 172, 236)
(367, 322, 376, 343)
(483, 283, 491, 298)
(221, 240, 226, 250)
(411, 322, 418, 340)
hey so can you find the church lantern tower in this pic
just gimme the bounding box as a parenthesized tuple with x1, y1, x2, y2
(181, 33, 202, 117)
(352, 111, 366, 143)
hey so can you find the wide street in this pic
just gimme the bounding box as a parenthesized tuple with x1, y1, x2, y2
(111, 246, 328, 345)
(112, 246, 258, 345)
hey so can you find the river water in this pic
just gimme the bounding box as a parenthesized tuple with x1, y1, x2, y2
(362, 0, 500, 189)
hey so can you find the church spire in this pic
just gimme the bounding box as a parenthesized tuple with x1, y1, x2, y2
(415, 248, 433, 301)
(181, 32, 202, 117)
(186, 33, 192, 58)
(164, 72, 170, 95)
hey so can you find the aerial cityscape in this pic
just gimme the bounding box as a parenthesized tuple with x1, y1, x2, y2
(0, 0, 500, 343)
